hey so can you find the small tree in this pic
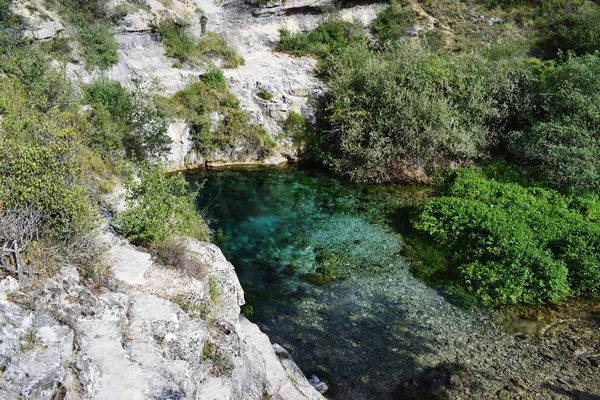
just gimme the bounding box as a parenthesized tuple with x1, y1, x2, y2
(0, 206, 43, 282)
(118, 163, 210, 246)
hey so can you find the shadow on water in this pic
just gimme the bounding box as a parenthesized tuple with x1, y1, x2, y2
(252, 287, 439, 399)
(186, 166, 463, 399)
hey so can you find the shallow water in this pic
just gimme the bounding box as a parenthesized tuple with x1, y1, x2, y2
(187, 164, 437, 396)
(186, 165, 600, 399)
(188, 164, 430, 287)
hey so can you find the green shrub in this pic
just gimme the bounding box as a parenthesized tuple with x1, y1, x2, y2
(275, 17, 366, 59)
(0, 133, 94, 237)
(201, 66, 225, 88)
(46, 0, 108, 24)
(0, 78, 95, 237)
(84, 78, 133, 119)
(47, 0, 119, 70)
(371, 1, 416, 42)
(77, 23, 119, 70)
(507, 54, 600, 192)
(124, 79, 171, 161)
(156, 19, 197, 60)
(42, 36, 73, 62)
(316, 40, 533, 182)
(414, 169, 600, 305)
(0, 46, 75, 112)
(156, 19, 244, 67)
(118, 163, 210, 246)
(167, 79, 274, 157)
(533, 3, 600, 59)
(84, 78, 170, 161)
(198, 32, 245, 68)
(256, 89, 273, 101)
(0, 0, 24, 52)
(283, 111, 312, 146)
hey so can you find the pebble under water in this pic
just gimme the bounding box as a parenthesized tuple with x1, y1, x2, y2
(187, 164, 600, 400)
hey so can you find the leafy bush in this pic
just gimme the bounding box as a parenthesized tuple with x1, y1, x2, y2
(84, 78, 133, 119)
(533, 3, 600, 59)
(84, 78, 170, 161)
(372, 1, 416, 42)
(414, 169, 600, 305)
(0, 78, 95, 237)
(198, 32, 245, 68)
(118, 163, 210, 246)
(125, 80, 171, 161)
(0, 0, 24, 52)
(256, 89, 273, 101)
(507, 54, 600, 192)
(201, 66, 225, 88)
(0, 46, 75, 112)
(46, 0, 108, 23)
(167, 79, 274, 157)
(275, 17, 366, 59)
(77, 23, 119, 70)
(316, 40, 533, 182)
(156, 19, 244, 68)
(156, 19, 197, 60)
(283, 111, 312, 146)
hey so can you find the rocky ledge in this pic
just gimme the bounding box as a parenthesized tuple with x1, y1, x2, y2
(0, 228, 324, 400)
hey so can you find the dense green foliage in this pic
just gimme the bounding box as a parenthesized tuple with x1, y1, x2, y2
(283, 111, 311, 146)
(166, 77, 274, 157)
(316, 40, 532, 182)
(374, 0, 600, 56)
(414, 169, 600, 305)
(201, 66, 225, 88)
(119, 164, 210, 246)
(0, 1, 227, 287)
(84, 78, 171, 161)
(289, 1, 600, 305)
(77, 24, 119, 70)
(155, 19, 196, 60)
(0, 37, 96, 239)
(507, 54, 600, 192)
(275, 17, 366, 59)
(0, 78, 94, 236)
(372, 1, 446, 51)
(155, 19, 244, 68)
(0, 0, 24, 52)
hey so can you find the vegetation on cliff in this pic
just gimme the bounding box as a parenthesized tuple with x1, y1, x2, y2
(0, 1, 209, 286)
(274, 0, 600, 304)
(163, 71, 275, 158)
(155, 18, 245, 68)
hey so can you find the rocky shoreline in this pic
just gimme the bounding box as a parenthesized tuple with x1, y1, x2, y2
(0, 226, 325, 399)
(253, 266, 600, 400)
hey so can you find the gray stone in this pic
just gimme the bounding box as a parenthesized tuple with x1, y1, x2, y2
(107, 239, 153, 286)
(0, 225, 324, 399)
(450, 374, 464, 390)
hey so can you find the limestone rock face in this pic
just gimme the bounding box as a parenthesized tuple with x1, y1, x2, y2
(11, 0, 383, 170)
(0, 278, 75, 400)
(0, 230, 325, 399)
(12, 0, 65, 40)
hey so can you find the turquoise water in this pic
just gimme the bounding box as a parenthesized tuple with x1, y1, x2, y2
(186, 164, 433, 398)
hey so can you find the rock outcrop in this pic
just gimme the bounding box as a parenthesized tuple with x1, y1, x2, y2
(11, 0, 383, 171)
(0, 229, 324, 399)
